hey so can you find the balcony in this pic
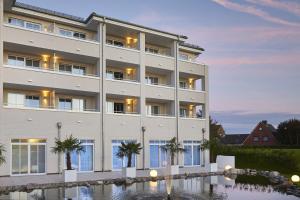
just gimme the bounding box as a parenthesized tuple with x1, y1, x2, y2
(179, 103, 205, 119)
(106, 94, 140, 115)
(3, 86, 99, 113)
(146, 99, 175, 118)
(3, 24, 99, 57)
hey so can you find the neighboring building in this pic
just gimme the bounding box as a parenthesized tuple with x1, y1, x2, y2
(0, 1, 209, 176)
(220, 134, 249, 145)
(243, 120, 278, 146)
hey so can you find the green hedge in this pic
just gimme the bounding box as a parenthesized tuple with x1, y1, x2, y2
(216, 147, 300, 175)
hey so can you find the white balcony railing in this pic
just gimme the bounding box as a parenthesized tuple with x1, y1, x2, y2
(3, 103, 99, 112)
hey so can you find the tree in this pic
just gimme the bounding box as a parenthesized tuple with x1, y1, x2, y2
(201, 138, 222, 162)
(0, 144, 5, 165)
(161, 137, 185, 165)
(277, 119, 300, 145)
(209, 117, 225, 140)
(52, 135, 84, 170)
(116, 141, 142, 168)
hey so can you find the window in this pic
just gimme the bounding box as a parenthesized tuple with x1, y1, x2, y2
(147, 105, 160, 116)
(263, 136, 269, 142)
(179, 81, 187, 89)
(8, 56, 25, 66)
(112, 140, 136, 170)
(73, 65, 86, 75)
(106, 39, 124, 47)
(106, 71, 124, 80)
(114, 103, 124, 113)
(196, 105, 205, 118)
(72, 99, 85, 111)
(26, 59, 40, 68)
(150, 140, 167, 168)
(59, 64, 72, 73)
(184, 141, 201, 166)
(180, 108, 187, 117)
(107, 101, 114, 113)
(179, 53, 189, 61)
(7, 93, 25, 107)
(58, 98, 72, 110)
(11, 139, 46, 175)
(59, 29, 86, 40)
(25, 96, 40, 108)
(253, 137, 259, 142)
(8, 18, 41, 31)
(67, 140, 94, 172)
(145, 47, 159, 54)
(145, 77, 159, 85)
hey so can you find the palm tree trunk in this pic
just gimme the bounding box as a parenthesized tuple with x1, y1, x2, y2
(66, 152, 72, 170)
(171, 152, 175, 165)
(127, 154, 132, 167)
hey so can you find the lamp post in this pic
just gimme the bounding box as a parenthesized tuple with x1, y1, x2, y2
(142, 126, 146, 170)
(57, 122, 62, 173)
(201, 128, 206, 167)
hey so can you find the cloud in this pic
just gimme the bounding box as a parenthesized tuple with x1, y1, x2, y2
(247, 0, 300, 17)
(211, 0, 300, 26)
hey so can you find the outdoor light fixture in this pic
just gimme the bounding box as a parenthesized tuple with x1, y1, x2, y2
(150, 169, 158, 178)
(225, 165, 232, 170)
(291, 175, 300, 183)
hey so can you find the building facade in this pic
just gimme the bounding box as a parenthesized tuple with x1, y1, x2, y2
(0, 0, 209, 176)
(243, 120, 278, 146)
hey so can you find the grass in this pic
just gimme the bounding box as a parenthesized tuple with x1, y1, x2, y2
(217, 147, 300, 185)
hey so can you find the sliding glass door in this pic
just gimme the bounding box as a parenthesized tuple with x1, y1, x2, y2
(11, 139, 46, 175)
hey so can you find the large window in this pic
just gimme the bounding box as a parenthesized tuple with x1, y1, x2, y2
(150, 140, 167, 168)
(8, 18, 41, 31)
(25, 95, 40, 108)
(58, 98, 72, 110)
(145, 47, 159, 54)
(59, 63, 86, 75)
(179, 81, 187, 89)
(8, 55, 40, 68)
(106, 70, 124, 80)
(107, 102, 124, 114)
(59, 29, 86, 40)
(106, 39, 124, 47)
(11, 139, 46, 175)
(66, 140, 94, 172)
(184, 141, 201, 166)
(145, 76, 159, 85)
(112, 140, 136, 170)
(146, 105, 160, 116)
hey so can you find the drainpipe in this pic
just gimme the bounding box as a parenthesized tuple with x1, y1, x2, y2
(57, 122, 62, 173)
(141, 126, 146, 170)
(202, 128, 205, 167)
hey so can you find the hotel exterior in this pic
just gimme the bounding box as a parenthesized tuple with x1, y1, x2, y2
(0, 0, 209, 176)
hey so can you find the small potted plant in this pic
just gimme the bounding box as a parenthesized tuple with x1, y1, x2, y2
(116, 141, 142, 178)
(0, 144, 6, 166)
(52, 135, 84, 182)
(161, 137, 185, 175)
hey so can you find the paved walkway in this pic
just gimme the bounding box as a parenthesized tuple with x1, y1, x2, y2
(0, 167, 206, 187)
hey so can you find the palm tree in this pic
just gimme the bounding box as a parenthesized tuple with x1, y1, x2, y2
(161, 137, 185, 165)
(52, 135, 84, 170)
(0, 144, 5, 165)
(116, 141, 142, 168)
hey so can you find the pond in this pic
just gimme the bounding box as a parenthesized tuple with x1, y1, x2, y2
(0, 175, 298, 200)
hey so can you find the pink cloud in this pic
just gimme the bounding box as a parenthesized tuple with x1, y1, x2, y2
(211, 0, 300, 26)
(247, 0, 300, 16)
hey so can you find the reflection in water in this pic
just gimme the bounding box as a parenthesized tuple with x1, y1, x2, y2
(0, 176, 299, 200)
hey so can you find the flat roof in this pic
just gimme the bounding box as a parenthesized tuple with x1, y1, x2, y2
(10, 1, 204, 51)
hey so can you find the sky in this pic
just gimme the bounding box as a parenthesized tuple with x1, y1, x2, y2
(18, 0, 300, 134)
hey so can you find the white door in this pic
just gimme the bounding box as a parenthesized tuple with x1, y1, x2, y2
(107, 101, 114, 113)
(8, 93, 24, 107)
(72, 99, 84, 111)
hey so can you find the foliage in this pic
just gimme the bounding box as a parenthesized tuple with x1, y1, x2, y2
(209, 117, 225, 139)
(116, 141, 142, 168)
(277, 119, 300, 145)
(161, 137, 185, 165)
(52, 135, 84, 170)
(217, 146, 300, 175)
(202, 137, 224, 162)
(0, 144, 5, 165)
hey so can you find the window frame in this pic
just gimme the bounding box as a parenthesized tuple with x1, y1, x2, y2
(183, 141, 201, 167)
(59, 28, 86, 40)
(8, 18, 41, 31)
(112, 140, 137, 170)
(149, 140, 168, 168)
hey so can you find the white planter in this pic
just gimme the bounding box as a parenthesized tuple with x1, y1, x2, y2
(122, 167, 136, 178)
(206, 163, 218, 172)
(170, 165, 179, 175)
(63, 169, 77, 182)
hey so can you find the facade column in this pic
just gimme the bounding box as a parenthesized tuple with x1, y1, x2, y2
(139, 32, 146, 169)
(174, 40, 180, 165)
(204, 65, 210, 166)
